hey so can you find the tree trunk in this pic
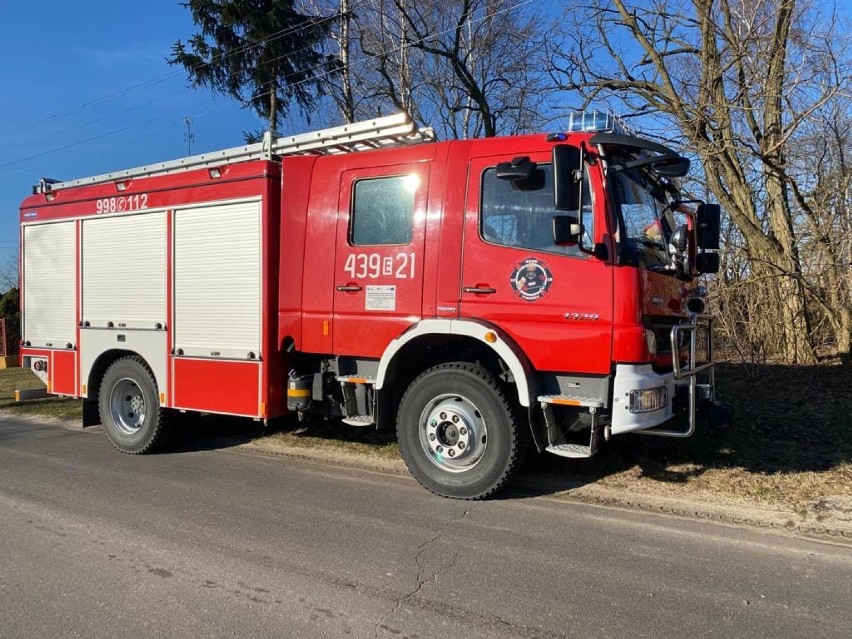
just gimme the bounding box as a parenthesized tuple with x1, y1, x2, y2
(763, 169, 816, 364)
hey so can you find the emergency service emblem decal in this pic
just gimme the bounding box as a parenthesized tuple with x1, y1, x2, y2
(510, 258, 553, 302)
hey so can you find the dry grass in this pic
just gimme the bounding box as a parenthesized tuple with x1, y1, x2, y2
(546, 360, 852, 511)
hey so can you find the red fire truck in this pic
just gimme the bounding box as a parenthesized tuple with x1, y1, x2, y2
(18, 112, 722, 499)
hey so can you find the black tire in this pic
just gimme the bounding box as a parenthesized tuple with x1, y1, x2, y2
(98, 356, 168, 454)
(397, 362, 527, 499)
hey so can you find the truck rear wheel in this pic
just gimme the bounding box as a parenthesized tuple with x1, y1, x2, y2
(98, 356, 168, 454)
(397, 362, 527, 499)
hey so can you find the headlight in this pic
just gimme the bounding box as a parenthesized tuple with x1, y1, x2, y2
(629, 386, 667, 413)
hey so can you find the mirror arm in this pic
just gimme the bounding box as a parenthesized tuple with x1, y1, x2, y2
(668, 198, 704, 216)
(575, 143, 587, 251)
(577, 242, 608, 260)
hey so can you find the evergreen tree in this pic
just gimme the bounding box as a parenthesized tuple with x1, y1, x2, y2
(0, 287, 20, 356)
(169, 0, 338, 135)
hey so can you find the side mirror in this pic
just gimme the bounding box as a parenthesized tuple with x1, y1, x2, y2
(670, 224, 688, 251)
(697, 203, 721, 250)
(553, 215, 581, 245)
(697, 252, 720, 274)
(552, 144, 581, 210)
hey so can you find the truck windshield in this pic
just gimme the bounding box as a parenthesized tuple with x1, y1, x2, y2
(610, 165, 675, 270)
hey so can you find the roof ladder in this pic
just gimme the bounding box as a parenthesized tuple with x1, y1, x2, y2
(35, 112, 434, 194)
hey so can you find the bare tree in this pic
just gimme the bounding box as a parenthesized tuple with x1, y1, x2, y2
(303, 0, 552, 138)
(551, 0, 851, 364)
(391, 0, 552, 137)
(0, 257, 17, 291)
(786, 99, 852, 360)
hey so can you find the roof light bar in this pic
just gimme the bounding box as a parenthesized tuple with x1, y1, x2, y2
(566, 109, 635, 136)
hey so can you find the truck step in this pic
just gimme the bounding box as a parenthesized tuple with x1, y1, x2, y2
(541, 398, 601, 459)
(337, 375, 376, 385)
(341, 415, 375, 427)
(538, 394, 603, 408)
(545, 443, 597, 459)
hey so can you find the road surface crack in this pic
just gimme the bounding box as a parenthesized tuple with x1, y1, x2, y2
(372, 508, 469, 638)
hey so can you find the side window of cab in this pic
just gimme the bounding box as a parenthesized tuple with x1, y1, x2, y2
(480, 163, 593, 257)
(350, 175, 417, 246)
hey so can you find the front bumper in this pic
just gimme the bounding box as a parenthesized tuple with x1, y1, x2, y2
(611, 314, 714, 436)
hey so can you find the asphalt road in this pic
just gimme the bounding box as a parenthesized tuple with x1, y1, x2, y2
(1, 414, 850, 639)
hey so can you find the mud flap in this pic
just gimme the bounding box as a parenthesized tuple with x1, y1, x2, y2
(82, 399, 100, 427)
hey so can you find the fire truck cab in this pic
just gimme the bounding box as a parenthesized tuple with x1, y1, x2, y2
(19, 112, 722, 499)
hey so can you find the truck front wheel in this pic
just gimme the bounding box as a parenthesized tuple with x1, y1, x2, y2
(397, 362, 527, 499)
(98, 356, 168, 454)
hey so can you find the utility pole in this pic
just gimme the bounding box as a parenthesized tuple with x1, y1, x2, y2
(183, 116, 195, 155)
(340, 0, 354, 123)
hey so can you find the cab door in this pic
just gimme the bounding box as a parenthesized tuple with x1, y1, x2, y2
(332, 163, 430, 357)
(459, 152, 613, 374)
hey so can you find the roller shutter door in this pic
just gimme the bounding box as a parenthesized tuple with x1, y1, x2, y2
(82, 212, 166, 328)
(174, 201, 261, 359)
(23, 221, 76, 348)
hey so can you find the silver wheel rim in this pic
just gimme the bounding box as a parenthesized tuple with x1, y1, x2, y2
(418, 394, 488, 473)
(109, 378, 146, 435)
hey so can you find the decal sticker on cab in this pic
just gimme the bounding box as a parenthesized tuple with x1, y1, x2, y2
(510, 258, 553, 302)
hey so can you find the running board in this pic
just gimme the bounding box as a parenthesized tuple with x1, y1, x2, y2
(341, 415, 375, 427)
(338, 376, 376, 427)
(546, 441, 598, 459)
(540, 399, 601, 459)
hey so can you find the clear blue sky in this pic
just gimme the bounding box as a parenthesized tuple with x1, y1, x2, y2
(2, 0, 848, 277)
(0, 1, 270, 273)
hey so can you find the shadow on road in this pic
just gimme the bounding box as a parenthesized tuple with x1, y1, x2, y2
(157, 361, 851, 499)
(162, 410, 396, 455)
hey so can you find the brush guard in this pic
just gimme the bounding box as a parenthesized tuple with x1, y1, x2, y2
(637, 313, 715, 438)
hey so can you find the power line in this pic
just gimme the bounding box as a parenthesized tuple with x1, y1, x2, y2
(0, 90, 193, 155)
(0, 0, 536, 173)
(0, 116, 164, 170)
(0, 5, 364, 154)
(0, 4, 360, 141)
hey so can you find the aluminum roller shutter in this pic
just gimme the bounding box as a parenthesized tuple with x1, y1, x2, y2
(174, 201, 261, 358)
(23, 221, 76, 347)
(82, 212, 166, 328)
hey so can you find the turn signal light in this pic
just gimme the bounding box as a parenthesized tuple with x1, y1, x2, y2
(644, 329, 657, 356)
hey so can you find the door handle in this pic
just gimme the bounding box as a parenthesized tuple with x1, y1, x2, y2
(463, 286, 497, 295)
(336, 284, 363, 292)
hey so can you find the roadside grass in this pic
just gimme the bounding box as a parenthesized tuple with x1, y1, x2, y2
(2, 360, 850, 514)
(555, 360, 852, 512)
(0, 366, 82, 420)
